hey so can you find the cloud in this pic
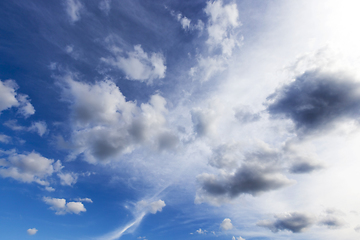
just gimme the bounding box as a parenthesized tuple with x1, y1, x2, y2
(101, 45, 166, 83)
(136, 199, 166, 214)
(27, 228, 38, 235)
(234, 106, 261, 124)
(289, 160, 324, 174)
(220, 218, 233, 231)
(232, 237, 245, 240)
(174, 13, 204, 32)
(99, 0, 111, 14)
(74, 197, 93, 203)
(267, 70, 360, 135)
(318, 215, 345, 229)
(0, 79, 35, 118)
(196, 162, 293, 205)
(196, 228, 207, 234)
(0, 134, 11, 144)
(0, 151, 62, 187)
(204, 0, 241, 56)
(60, 76, 178, 163)
(191, 107, 218, 137)
(65, 0, 83, 23)
(43, 197, 87, 215)
(57, 172, 78, 186)
(28, 121, 47, 136)
(257, 212, 315, 233)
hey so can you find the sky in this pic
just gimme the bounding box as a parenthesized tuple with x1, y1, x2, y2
(1, 0, 360, 239)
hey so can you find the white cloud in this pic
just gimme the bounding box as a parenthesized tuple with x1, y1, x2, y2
(74, 197, 93, 203)
(60, 76, 178, 163)
(196, 228, 207, 234)
(136, 199, 166, 214)
(43, 197, 87, 215)
(232, 236, 245, 240)
(57, 172, 78, 186)
(99, 0, 111, 14)
(0, 151, 62, 187)
(0, 134, 11, 144)
(220, 218, 233, 230)
(204, 0, 241, 56)
(29, 121, 47, 136)
(27, 228, 38, 235)
(101, 45, 166, 83)
(65, 0, 83, 23)
(0, 79, 35, 117)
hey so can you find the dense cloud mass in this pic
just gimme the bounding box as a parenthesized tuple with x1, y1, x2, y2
(61, 76, 178, 163)
(196, 162, 293, 204)
(257, 212, 315, 233)
(267, 70, 360, 134)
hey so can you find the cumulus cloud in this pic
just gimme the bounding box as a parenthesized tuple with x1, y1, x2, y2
(257, 212, 315, 233)
(43, 197, 87, 215)
(27, 228, 38, 235)
(191, 107, 218, 137)
(173, 12, 204, 32)
(318, 216, 345, 229)
(28, 121, 47, 136)
(267, 70, 360, 135)
(0, 151, 62, 187)
(196, 228, 207, 234)
(208, 143, 241, 170)
(102, 45, 166, 83)
(136, 199, 166, 214)
(220, 218, 233, 230)
(234, 106, 261, 124)
(204, 0, 241, 56)
(289, 160, 324, 174)
(0, 79, 35, 117)
(57, 172, 78, 186)
(60, 76, 178, 163)
(65, 0, 83, 23)
(0, 134, 11, 144)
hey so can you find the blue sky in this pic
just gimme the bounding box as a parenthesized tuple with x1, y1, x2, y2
(1, 0, 360, 239)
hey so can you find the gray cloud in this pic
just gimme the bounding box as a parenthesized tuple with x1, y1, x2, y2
(257, 212, 315, 233)
(267, 70, 360, 134)
(318, 216, 345, 229)
(290, 160, 324, 174)
(196, 162, 293, 204)
(234, 106, 261, 124)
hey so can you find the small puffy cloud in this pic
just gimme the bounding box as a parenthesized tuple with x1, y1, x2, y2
(232, 237, 245, 240)
(29, 121, 47, 136)
(267, 70, 360, 135)
(102, 45, 166, 83)
(0, 134, 11, 144)
(234, 106, 260, 124)
(196, 228, 207, 234)
(257, 212, 315, 233)
(74, 197, 93, 203)
(0, 151, 62, 187)
(220, 218, 233, 231)
(43, 197, 87, 215)
(318, 216, 345, 229)
(27, 228, 38, 235)
(65, 0, 83, 23)
(99, 0, 111, 14)
(208, 143, 240, 170)
(57, 172, 78, 186)
(191, 107, 218, 137)
(0, 79, 35, 117)
(136, 199, 166, 214)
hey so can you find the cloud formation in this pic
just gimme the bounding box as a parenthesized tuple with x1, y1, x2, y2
(257, 212, 315, 233)
(267, 70, 360, 134)
(102, 45, 166, 83)
(0, 151, 62, 187)
(27, 228, 38, 235)
(65, 0, 83, 23)
(61, 76, 178, 163)
(43, 197, 87, 215)
(220, 218, 233, 231)
(0, 79, 35, 117)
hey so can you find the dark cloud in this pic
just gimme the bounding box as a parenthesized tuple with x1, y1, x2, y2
(257, 212, 315, 233)
(318, 216, 345, 229)
(267, 70, 360, 134)
(289, 160, 324, 174)
(197, 162, 293, 199)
